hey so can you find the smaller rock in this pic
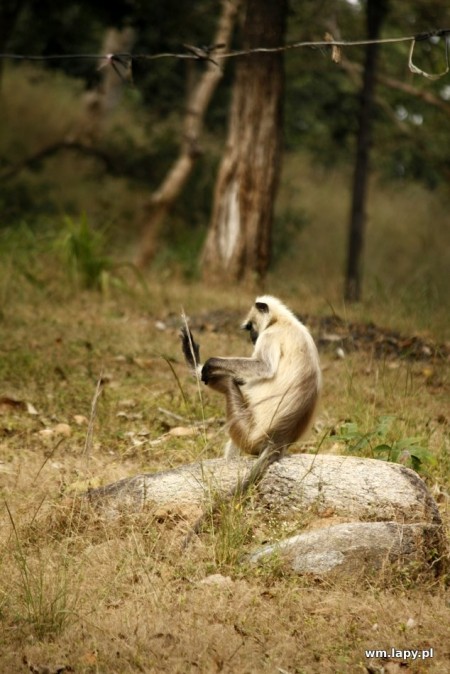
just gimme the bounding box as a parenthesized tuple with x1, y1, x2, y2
(248, 521, 442, 577)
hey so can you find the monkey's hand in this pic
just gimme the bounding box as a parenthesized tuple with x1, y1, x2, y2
(201, 358, 219, 384)
(201, 357, 243, 385)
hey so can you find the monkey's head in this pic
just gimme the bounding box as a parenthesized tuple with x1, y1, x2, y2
(242, 296, 284, 344)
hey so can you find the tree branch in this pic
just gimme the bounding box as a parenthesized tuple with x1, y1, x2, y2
(340, 56, 450, 117)
(0, 140, 119, 180)
(135, 0, 242, 268)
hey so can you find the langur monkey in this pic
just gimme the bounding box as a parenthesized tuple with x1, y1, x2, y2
(180, 296, 321, 538)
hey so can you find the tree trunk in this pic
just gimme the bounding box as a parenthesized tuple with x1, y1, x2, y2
(344, 0, 388, 302)
(135, 0, 240, 269)
(201, 0, 286, 283)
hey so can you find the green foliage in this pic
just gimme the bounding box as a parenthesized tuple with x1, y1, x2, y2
(1, 0, 450, 319)
(58, 215, 112, 290)
(333, 415, 435, 472)
(285, 0, 450, 186)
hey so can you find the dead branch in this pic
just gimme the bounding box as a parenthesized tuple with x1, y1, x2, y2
(135, 0, 242, 268)
(1, 140, 118, 180)
(340, 56, 450, 117)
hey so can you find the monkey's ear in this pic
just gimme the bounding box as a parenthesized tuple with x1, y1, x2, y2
(255, 301, 269, 314)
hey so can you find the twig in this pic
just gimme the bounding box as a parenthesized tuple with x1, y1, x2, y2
(83, 377, 103, 472)
(33, 437, 65, 484)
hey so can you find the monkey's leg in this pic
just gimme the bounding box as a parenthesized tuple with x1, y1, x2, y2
(223, 379, 256, 452)
(223, 439, 240, 460)
(229, 443, 283, 498)
(204, 376, 255, 451)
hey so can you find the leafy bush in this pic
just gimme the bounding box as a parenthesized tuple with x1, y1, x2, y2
(58, 215, 112, 290)
(332, 415, 435, 472)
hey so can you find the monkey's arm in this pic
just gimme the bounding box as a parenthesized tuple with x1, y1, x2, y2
(202, 336, 280, 384)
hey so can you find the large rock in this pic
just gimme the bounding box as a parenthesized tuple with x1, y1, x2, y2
(86, 454, 441, 526)
(85, 454, 446, 576)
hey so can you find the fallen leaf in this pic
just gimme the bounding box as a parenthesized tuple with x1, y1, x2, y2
(38, 429, 55, 439)
(0, 396, 38, 415)
(54, 423, 72, 437)
(65, 477, 101, 494)
(0, 396, 24, 411)
(168, 426, 198, 437)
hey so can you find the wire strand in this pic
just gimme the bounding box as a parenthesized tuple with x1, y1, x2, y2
(0, 29, 449, 79)
(0, 29, 449, 62)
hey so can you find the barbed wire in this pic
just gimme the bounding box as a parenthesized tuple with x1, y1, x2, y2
(0, 28, 449, 80)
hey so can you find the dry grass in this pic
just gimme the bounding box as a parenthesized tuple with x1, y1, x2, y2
(0, 262, 448, 673)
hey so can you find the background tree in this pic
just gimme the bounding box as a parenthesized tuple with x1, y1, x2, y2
(345, 0, 389, 302)
(201, 0, 287, 283)
(1, 0, 449, 302)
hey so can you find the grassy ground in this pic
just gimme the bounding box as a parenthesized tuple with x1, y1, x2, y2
(0, 244, 448, 673)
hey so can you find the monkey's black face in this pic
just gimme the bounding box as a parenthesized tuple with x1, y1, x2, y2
(243, 321, 259, 345)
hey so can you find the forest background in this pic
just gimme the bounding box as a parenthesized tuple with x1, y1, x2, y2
(1, 0, 449, 325)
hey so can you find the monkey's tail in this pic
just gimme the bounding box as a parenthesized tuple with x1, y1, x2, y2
(180, 325, 202, 376)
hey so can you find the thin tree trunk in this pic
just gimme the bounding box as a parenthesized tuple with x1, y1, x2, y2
(201, 0, 286, 283)
(72, 27, 135, 145)
(135, 0, 241, 269)
(344, 0, 388, 302)
(0, 1, 27, 90)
